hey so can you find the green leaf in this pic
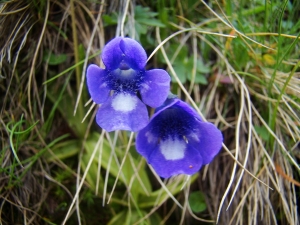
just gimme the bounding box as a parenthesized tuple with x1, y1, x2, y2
(194, 73, 208, 84)
(134, 5, 165, 38)
(139, 174, 198, 208)
(189, 191, 207, 213)
(196, 60, 211, 73)
(44, 140, 80, 162)
(254, 125, 270, 141)
(135, 22, 148, 35)
(135, 6, 158, 18)
(103, 13, 118, 26)
(137, 18, 165, 27)
(184, 58, 209, 84)
(43, 51, 67, 65)
(108, 210, 161, 225)
(173, 63, 187, 83)
(107, 210, 127, 225)
(83, 133, 152, 197)
(46, 81, 88, 138)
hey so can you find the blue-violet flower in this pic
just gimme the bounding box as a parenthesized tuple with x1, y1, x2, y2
(86, 37, 170, 132)
(136, 96, 223, 178)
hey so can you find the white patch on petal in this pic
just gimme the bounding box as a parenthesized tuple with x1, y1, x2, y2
(140, 83, 150, 91)
(120, 69, 134, 77)
(111, 94, 137, 112)
(100, 82, 107, 88)
(145, 131, 155, 143)
(189, 132, 199, 142)
(160, 139, 186, 160)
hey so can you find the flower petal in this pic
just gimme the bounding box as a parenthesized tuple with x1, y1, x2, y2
(136, 130, 203, 178)
(86, 64, 110, 104)
(173, 99, 202, 121)
(119, 38, 147, 70)
(136, 96, 223, 178)
(140, 69, 170, 108)
(152, 96, 180, 117)
(188, 121, 223, 165)
(96, 93, 149, 132)
(149, 141, 203, 178)
(101, 37, 124, 70)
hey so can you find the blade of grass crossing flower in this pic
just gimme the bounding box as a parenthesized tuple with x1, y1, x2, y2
(179, 184, 190, 225)
(180, 175, 191, 191)
(84, 98, 93, 107)
(43, 51, 101, 85)
(107, 132, 134, 204)
(62, 130, 104, 225)
(153, 180, 168, 207)
(81, 102, 96, 123)
(74, 1, 105, 116)
(133, 181, 181, 225)
(158, 27, 272, 221)
(158, 203, 178, 225)
(127, 155, 150, 196)
(95, 130, 106, 195)
(148, 27, 236, 63)
(155, 27, 204, 120)
(103, 131, 120, 206)
(148, 166, 183, 209)
(188, 34, 197, 94)
(120, 0, 130, 37)
(104, 133, 146, 221)
(125, 188, 145, 225)
(156, 28, 234, 118)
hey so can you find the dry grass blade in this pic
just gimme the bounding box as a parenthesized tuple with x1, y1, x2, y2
(73, 0, 105, 117)
(62, 130, 105, 225)
(1, 0, 299, 224)
(107, 132, 134, 204)
(27, 0, 49, 121)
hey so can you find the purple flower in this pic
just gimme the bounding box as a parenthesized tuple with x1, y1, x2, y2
(136, 96, 223, 178)
(86, 37, 170, 132)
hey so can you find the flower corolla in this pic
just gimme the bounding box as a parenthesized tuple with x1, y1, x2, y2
(136, 96, 223, 178)
(86, 37, 170, 132)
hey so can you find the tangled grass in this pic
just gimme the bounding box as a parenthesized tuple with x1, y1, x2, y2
(0, 0, 299, 224)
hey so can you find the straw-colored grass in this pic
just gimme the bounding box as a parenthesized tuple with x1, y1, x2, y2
(1, 0, 299, 224)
